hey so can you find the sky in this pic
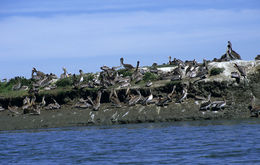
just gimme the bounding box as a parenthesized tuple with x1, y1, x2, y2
(0, 0, 260, 79)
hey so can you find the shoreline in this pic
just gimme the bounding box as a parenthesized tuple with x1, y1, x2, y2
(1, 57, 260, 130)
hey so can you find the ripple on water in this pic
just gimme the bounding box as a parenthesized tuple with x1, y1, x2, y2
(1, 119, 260, 164)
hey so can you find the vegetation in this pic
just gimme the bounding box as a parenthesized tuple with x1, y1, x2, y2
(56, 77, 73, 87)
(117, 69, 133, 77)
(0, 77, 32, 97)
(84, 73, 95, 82)
(143, 72, 158, 82)
(210, 67, 225, 76)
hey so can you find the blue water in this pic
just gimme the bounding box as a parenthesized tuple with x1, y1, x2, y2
(1, 119, 260, 164)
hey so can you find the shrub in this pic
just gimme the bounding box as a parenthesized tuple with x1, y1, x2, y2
(84, 73, 95, 82)
(117, 69, 133, 77)
(56, 77, 73, 87)
(210, 67, 225, 76)
(143, 72, 158, 82)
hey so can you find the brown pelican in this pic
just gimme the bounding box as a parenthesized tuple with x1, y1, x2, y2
(156, 96, 170, 107)
(231, 71, 240, 83)
(79, 69, 84, 83)
(178, 85, 188, 103)
(100, 65, 111, 71)
(45, 98, 61, 110)
(60, 67, 69, 79)
(131, 61, 141, 80)
(200, 94, 211, 111)
(167, 85, 176, 101)
(0, 105, 5, 111)
(74, 98, 92, 109)
(234, 64, 246, 78)
(40, 96, 46, 108)
(146, 80, 153, 87)
(211, 97, 226, 110)
(249, 94, 260, 117)
(12, 82, 21, 91)
(255, 55, 260, 61)
(120, 57, 134, 70)
(92, 90, 102, 111)
(168, 56, 172, 65)
(22, 96, 31, 110)
(129, 90, 142, 106)
(109, 89, 122, 108)
(32, 67, 45, 80)
(8, 104, 20, 115)
(142, 89, 153, 105)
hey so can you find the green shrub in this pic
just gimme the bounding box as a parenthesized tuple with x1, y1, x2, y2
(143, 72, 158, 82)
(117, 69, 133, 77)
(210, 67, 225, 76)
(84, 73, 95, 82)
(56, 77, 73, 87)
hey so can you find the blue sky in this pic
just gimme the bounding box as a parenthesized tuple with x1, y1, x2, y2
(0, 0, 260, 79)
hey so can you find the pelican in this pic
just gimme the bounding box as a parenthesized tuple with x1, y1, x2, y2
(40, 96, 46, 108)
(167, 85, 176, 100)
(142, 89, 153, 105)
(231, 71, 240, 83)
(22, 96, 31, 110)
(60, 67, 69, 79)
(74, 98, 92, 109)
(249, 94, 260, 117)
(0, 105, 5, 111)
(200, 94, 211, 111)
(234, 64, 246, 78)
(178, 87, 188, 103)
(79, 69, 84, 83)
(120, 57, 134, 70)
(211, 97, 226, 110)
(93, 90, 102, 111)
(12, 82, 21, 91)
(45, 98, 61, 110)
(129, 90, 142, 106)
(146, 80, 153, 87)
(109, 89, 121, 108)
(32, 67, 45, 80)
(156, 96, 170, 107)
(8, 105, 20, 115)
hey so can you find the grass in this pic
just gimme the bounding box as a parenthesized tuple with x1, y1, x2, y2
(210, 67, 225, 76)
(117, 69, 133, 77)
(143, 72, 158, 82)
(0, 76, 32, 98)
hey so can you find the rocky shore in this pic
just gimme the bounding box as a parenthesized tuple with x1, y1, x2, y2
(0, 61, 259, 131)
(1, 42, 260, 131)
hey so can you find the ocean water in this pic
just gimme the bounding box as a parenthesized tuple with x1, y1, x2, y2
(1, 119, 260, 164)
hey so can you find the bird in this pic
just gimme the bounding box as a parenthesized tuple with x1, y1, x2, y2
(109, 88, 122, 108)
(200, 94, 211, 111)
(234, 64, 246, 78)
(45, 98, 61, 110)
(79, 69, 84, 83)
(60, 67, 69, 79)
(167, 85, 176, 101)
(129, 90, 142, 106)
(40, 96, 46, 108)
(0, 105, 5, 111)
(120, 57, 134, 70)
(142, 89, 153, 105)
(8, 104, 20, 115)
(249, 94, 260, 117)
(178, 86, 188, 103)
(211, 97, 226, 110)
(92, 91, 102, 111)
(156, 96, 170, 107)
(22, 96, 31, 110)
(146, 80, 153, 87)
